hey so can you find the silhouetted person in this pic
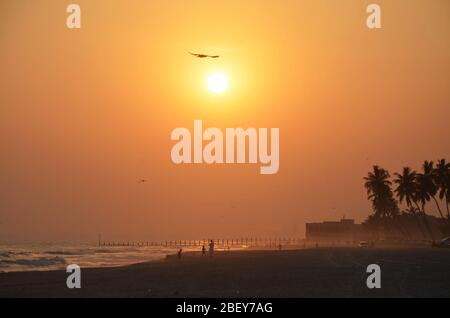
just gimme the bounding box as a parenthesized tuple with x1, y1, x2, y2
(209, 240, 214, 257)
(177, 248, 183, 259)
(202, 245, 206, 256)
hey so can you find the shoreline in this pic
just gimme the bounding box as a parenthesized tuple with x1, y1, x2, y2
(0, 243, 428, 274)
(1, 247, 449, 297)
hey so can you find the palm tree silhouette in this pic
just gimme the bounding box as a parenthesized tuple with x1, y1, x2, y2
(364, 166, 391, 199)
(364, 159, 450, 240)
(417, 161, 445, 220)
(394, 167, 417, 208)
(435, 159, 450, 219)
(394, 167, 427, 238)
(364, 166, 402, 236)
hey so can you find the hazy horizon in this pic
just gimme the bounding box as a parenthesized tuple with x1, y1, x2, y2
(1, 0, 449, 242)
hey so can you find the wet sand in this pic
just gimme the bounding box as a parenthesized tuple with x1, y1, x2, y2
(1, 247, 449, 298)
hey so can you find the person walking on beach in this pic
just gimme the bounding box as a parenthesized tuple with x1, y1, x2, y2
(177, 248, 183, 259)
(209, 240, 214, 257)
(202, 244, 206, 256)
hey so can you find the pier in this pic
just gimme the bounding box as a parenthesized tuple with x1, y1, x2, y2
(98, 237, 308, 248)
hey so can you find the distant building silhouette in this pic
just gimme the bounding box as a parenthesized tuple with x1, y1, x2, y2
(306, 215, 445, 242)
(306, 218, 366, 242)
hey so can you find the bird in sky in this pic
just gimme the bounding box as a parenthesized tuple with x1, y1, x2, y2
(139, 179, 147, 183)
(189, 52, 219, 58)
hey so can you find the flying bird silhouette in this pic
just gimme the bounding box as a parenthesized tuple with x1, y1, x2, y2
(189, 52, 219, 58)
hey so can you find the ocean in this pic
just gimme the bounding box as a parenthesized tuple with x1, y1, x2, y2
(0, 242, 180, 273)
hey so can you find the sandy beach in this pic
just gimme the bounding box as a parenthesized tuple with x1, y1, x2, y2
(1, 247, 450, 298)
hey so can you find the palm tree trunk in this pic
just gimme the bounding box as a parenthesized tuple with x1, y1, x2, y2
(411, 209, 426, 239)
(414, 201, 431, 238)
(391, 214, 407, 239)
(397, 217, 411, 239)
(420, 204, 435, 242)
(415, 216, 427, 238)
(413, 201, 434, 240)
(446, 199, 449, 219)
(432, 196, 445, 219)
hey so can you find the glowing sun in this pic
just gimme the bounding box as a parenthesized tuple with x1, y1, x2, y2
(207, 72, 228, 93)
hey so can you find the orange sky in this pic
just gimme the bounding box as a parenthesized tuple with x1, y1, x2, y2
(1, 0, 449, 242)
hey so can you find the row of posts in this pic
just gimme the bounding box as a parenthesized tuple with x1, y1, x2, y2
(99, 237, 306, 248)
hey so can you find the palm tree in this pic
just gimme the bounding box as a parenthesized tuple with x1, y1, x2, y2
(364, 166, 391, 200)
(364, 166, 391, 218)
(394, 167, 417, 207)
(364, 166, 402, 236)
(404, 206, 421, 216)
(417, 161, 445, 220)
(388, 195, 411, 238)
(435, 159, 450, 219)
(394, 167, 426, 238)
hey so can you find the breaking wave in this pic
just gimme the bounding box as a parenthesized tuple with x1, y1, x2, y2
(1, 256, 66, 267)
(0, 243, 177, 273)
